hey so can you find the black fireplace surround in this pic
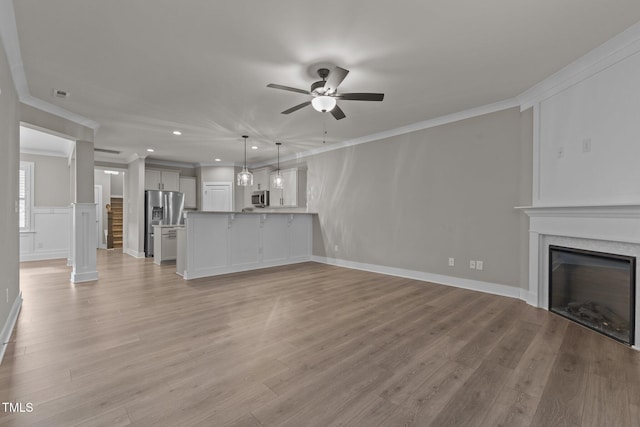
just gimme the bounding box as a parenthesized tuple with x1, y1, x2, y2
(549, 245, 636, 345)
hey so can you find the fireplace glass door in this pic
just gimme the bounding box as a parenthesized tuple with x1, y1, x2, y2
(549, 245, 635, 345)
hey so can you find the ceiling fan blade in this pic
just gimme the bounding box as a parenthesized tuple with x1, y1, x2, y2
(337, 93, 385, 101)
(281, 101, 311, 114)
(323, 67, 349, 94)
(330, 104, 346, 120)
(267, 84, 310, 95)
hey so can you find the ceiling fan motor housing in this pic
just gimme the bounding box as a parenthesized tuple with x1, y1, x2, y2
(310, 80, 326, 95)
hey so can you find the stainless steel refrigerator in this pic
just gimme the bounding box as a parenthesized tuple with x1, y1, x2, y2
(145, 190, 185, 257)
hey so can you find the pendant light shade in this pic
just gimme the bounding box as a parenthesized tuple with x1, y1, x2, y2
(237, 135, 253, 186)
(311, 95, 337, 112)
(272, 142, 284, 189)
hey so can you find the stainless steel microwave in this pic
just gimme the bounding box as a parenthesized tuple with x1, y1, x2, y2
(251, 190, 269, 208)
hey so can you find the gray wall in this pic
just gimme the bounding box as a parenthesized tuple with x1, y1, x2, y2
(20, 153, 70, 207)
(308, 107, 532, 289)
(0, 37, 20, 342)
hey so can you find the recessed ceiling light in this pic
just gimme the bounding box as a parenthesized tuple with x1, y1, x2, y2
(172, 130, 182, 136)
(147, 148, 155, 152)
(251, 146, 258, 150)
(214, 158, 221, 162)
(103, 170, 119, 175)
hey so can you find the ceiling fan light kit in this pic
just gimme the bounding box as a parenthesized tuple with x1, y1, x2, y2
(311, 95, 336, 112)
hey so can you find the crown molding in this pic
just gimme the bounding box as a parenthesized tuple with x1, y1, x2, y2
(252, 98, 520, 168)
(197, 161, 239, 168)
(0, 0, 100, 130)
(20, 146, 71, 158)
(145, 158, 198, 169)
(518, 20, 640, 110)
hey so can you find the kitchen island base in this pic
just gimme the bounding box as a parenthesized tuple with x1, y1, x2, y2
(179, 212, 314, 280)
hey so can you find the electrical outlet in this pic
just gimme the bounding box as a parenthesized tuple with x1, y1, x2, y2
(448, 257, 455, 267)
(476, 261, 484, 271)
(557, 146, 564, 158)
(334, 244, 339, 252)
(582, 138, 592, 153)
(469, 260, 476, 269)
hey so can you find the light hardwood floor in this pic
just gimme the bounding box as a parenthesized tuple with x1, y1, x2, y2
(1, 250, 639, 426)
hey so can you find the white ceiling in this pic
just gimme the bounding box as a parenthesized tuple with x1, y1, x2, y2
(9, 1, 640, 166)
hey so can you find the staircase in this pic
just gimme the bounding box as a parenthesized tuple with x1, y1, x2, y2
(109, 197, 123, 249)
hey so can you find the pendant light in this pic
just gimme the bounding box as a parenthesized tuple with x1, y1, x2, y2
(272, 142, 284, 189)
(237, 135, 253, 186)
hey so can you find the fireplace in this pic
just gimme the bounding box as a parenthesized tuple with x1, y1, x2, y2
(549, 245, 636, 345)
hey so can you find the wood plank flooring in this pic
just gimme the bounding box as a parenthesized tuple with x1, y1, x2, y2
(1, 250, 639, 426)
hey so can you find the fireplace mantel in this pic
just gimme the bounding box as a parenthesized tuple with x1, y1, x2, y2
(516, 203, 640, 349)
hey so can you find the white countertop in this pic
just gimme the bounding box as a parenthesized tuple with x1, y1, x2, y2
(185, 210, 317, 215)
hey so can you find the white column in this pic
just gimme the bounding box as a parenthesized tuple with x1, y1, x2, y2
(70, 140, 98, 283)
(70, 203, 98, 282)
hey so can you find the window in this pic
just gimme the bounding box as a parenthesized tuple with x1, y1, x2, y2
(19, 161, 34, 231)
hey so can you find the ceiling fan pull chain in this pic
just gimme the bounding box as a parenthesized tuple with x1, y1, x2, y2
(323, 114, 327, 144)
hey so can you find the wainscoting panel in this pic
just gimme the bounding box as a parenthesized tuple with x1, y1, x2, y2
(20, 207, 70, 262)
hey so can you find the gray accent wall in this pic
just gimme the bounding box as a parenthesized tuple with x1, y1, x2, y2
(308, 107, 533, 289)
(0, 37, 20, 344)
(20, 153, 70, 207)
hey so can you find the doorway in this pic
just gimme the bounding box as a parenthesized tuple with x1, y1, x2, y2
(202, 182, 233, 212)
(94, 185, 103, 249)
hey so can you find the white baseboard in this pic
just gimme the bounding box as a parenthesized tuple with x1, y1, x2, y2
(20, 250, 69, 262)
(125, 249, 146, 259)
(0, 291, 23, 365)
(311, 256, 524, 301)
(519, 290, 539, 307)
(184, 257, 312, 280)
(70, 270, 99, 283)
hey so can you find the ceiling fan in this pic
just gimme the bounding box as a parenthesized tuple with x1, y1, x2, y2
(267, 66, 384, 120)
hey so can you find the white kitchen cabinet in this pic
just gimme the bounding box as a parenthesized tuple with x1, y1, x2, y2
(252, 167, 272, 191)
(180, 176, 197, 209)
(269, 168, 306, 207)
(153, 225, 180, 265)
(145, 169, 180, 191)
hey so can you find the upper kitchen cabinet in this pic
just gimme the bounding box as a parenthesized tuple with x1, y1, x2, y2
(269, 168, 307, 208)
(252, 167, 272, 191)
(145, 169, 180, 191)
(179, 176, 197, 209)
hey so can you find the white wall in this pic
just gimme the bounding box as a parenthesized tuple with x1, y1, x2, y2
(20, 208, 70, 261)
(537, 51, 640, 205)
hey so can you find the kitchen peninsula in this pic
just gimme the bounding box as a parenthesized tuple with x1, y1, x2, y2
(177, 211, 315, 279)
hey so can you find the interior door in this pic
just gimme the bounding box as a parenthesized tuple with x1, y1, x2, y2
(202, 182, 232, 212)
